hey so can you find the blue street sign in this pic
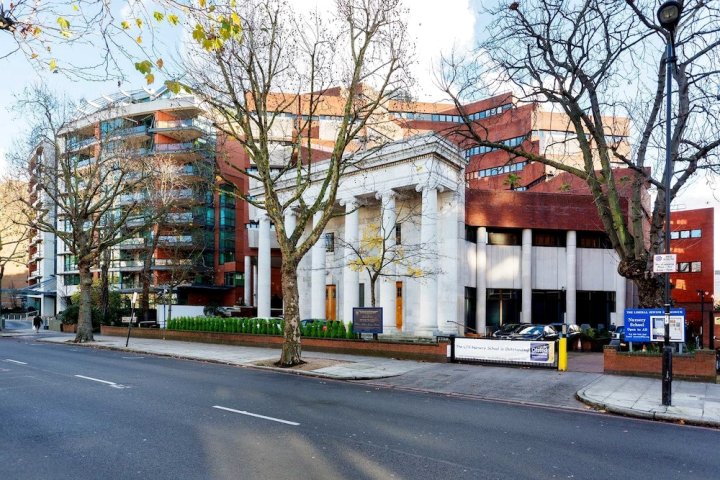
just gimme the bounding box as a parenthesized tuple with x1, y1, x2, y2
(623, 308, 685, 343)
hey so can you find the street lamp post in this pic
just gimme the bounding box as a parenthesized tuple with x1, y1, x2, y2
(657, 0, 683, 407)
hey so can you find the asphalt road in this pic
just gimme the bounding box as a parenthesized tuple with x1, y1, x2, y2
(1, 336, 718, 480)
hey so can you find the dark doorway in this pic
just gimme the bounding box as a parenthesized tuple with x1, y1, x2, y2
(464, 287, 477, 334)
(531, 290, 565, 324)
(486, 289, 522, 329)
(576, 291, 615, 329)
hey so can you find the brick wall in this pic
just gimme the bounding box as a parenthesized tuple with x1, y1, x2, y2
(101, 326, 448, 362)
(604, 346, 716, 382)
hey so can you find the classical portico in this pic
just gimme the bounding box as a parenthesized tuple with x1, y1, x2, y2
(251, 133, 466, 337)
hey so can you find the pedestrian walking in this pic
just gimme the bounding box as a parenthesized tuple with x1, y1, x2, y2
(33, 315, 43, 333)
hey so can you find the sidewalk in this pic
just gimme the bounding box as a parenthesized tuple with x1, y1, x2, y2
(23, 331, 720, 427)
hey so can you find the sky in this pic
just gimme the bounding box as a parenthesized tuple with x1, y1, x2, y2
(0, 0, 717, 276)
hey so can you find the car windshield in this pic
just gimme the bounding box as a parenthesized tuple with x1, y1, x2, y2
(517, 326, 543, 335)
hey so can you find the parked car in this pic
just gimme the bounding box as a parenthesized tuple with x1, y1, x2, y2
(508, 324, 559, 341)
(300, 318, 326, 327)
(492, 323, 524, 339)
(549, 323, 582, 342)
(216, 306, 244, 318)
(612, 326, 625, 340)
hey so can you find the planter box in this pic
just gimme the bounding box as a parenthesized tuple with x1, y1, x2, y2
(61, 324, 77, 333)
(604, 345, 717, 382)
(100, 325, 448, 362)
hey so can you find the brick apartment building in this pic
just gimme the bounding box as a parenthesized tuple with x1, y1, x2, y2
(669, 207, 715, 345)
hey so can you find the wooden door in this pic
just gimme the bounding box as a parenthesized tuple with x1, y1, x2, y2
(325, 285, 337, 320)
(395, 281, 403, 330)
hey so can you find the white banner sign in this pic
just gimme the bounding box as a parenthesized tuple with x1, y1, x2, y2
(453, 338, 555, 365)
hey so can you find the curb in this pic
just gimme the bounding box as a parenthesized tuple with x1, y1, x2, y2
(37, 337, 398, 382)
(576, 386, 720, 428)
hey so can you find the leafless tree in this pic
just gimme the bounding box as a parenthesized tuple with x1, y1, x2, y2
(438, 0, 720, 307)
(171, 0, 412, 365)
(8, 85, 167, 342)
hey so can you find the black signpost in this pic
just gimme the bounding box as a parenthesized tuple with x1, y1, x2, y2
(353, 308, 383, 340)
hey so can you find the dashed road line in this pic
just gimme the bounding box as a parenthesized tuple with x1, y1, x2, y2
(212, 405, 300, 426)
(4, 359, 28, 365)
(75, 374, 128, 389)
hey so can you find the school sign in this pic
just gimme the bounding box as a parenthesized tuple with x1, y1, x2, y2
(623, 308, 685, 343)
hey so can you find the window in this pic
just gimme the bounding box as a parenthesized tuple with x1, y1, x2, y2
(487, 229, 521, 246)
(670, 228, 701, 240)
(65, 274, 80, 286)
(691, 261, 702, 272)
(466, 161, 527, 181)
(532, 230, 565, 247)
(465, 225, 477, 243)
(224, 272, 244, 287)
(395, 223, 402, 245)
(577, 231, 612, 249)
(324, 232, 335, 252)
(678, 262, 690, 272)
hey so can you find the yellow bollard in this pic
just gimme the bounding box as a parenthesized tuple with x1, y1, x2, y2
(558, 337, 567, 372)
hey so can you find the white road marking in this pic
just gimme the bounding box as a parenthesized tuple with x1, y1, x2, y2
(121, 356, 145, 359)
(75, 375, 128, 389)
(212, 406, 300, 426)
(4, 359, 28, 365)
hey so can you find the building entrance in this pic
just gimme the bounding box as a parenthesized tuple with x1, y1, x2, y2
(325, 285, 336, 320)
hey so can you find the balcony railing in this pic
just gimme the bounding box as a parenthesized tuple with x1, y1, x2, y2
(67, 137, 97, 151)
(165, 212, 194, 224)
(111, 260, 146, 269)
(102, 125, 149, 138)
(117, 238, 146, 249)
(157, 235, 194, 246)
(154, 142, 199, 154)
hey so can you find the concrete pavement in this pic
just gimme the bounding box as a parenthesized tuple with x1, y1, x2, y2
(5, 327, 718, 427)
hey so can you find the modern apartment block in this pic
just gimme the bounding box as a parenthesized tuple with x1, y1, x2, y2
(52, 88, 226, 313)
(25, 145, 57, 316)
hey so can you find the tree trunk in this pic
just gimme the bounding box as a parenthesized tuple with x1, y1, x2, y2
(75, 262, 95, 342)
(618, 258, 665, 308)
(279, 259, 302, 366)
(100, 253, 110, 323)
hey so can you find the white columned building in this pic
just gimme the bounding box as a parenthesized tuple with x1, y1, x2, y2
(378, 190, 397, 333)
(341, 199, 360, 324)
(257, 213, 272, 318)
(521, 228, 532, 323)
(566, 230, 577, 325)
(250, 133, 466, 337)
(311, 211, 326, 319)
(244, 255, 252, 306)
(475, 227, 488, 335)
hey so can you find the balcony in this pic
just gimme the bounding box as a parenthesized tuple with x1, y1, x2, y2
(109, 260, 146, 271)
(66, 136, 97, 153)
(102, 125, 150, 140)
(117, 238, 146, 249)
(151, 119, 210, 142)
(164, 212, 195, 225)
(153, 142, 210, 161)
(157, 235, 194, 247)
(116, 193, 148, 206)
(153, 258, 194, 270)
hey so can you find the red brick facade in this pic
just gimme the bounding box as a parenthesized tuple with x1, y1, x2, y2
(604, 346, 716, 382)
(669, 207, 714, 342)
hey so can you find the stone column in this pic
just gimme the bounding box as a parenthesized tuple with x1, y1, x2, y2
(342, 199, 360, 323)
(521, 228, 532, 323)
(244, 255, 252, 307)
(615, 275, 626, 326)
(257, 213, 271, 318)
(311, 211, 326, 319)
(476, 227, 488, 335)
(417, 186, 438, 336)
(566, 230, 577, 325)
(378, 191, 397, 333)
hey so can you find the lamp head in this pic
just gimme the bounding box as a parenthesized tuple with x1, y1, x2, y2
(657, 1, 683, 31)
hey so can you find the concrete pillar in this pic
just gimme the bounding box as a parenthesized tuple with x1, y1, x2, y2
(378, 191, 397, 333)
(566, 230, 577, 325)
(311, 211, 326, 319)
(521, 228, 532, 323)
(417, 186, 438, 336)
(244, 255, 252, 307)
(476, 227, 488, 335)
(615, 275, 626, 326)
(342, 199, 360, 323)
(257, 214, 271, 318)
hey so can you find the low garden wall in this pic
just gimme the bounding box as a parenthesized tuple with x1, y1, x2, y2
(100, 325, 449, 362)
(604, 346, 717, 382)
